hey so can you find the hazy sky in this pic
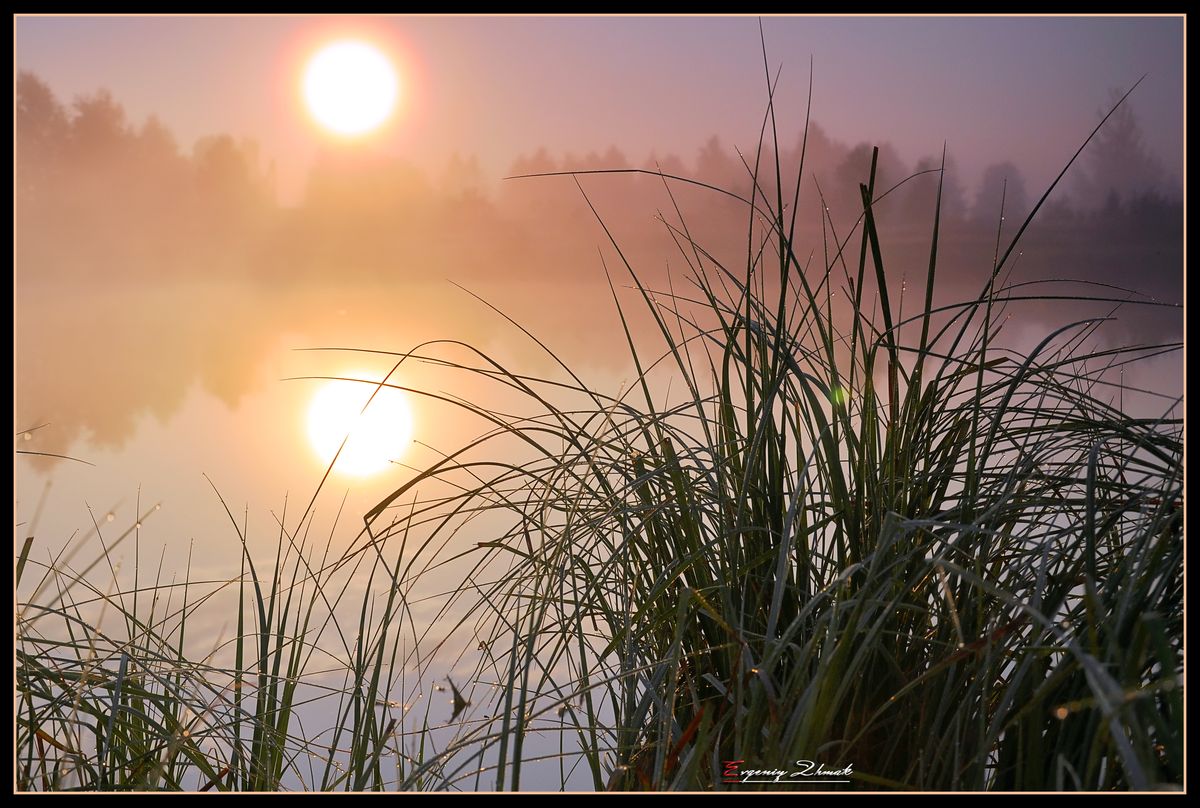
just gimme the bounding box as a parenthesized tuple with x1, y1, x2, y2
(15, 15, 1185, 203)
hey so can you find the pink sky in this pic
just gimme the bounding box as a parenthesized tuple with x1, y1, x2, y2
(15, 15, 1185, 205)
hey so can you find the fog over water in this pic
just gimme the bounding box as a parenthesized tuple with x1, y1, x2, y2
(16, 90, 1180, 444)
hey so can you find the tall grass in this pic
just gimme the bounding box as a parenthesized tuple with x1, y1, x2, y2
(342, 73, 1182, 791)
(15, 480, 438, 791)
(15, 68, 1182, 791)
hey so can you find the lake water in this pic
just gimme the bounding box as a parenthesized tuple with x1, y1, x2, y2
(15, 270, 667, 789)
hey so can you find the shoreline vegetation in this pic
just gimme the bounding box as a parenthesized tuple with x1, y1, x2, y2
(15, 67, 1183, 791)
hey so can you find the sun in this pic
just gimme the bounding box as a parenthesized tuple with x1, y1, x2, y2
(307, 373, 414, 477)
(303, 40, 399, 136)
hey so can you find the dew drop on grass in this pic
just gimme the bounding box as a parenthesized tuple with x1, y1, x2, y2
(106, 513, 115, 523)
(1054, 706, 1069, 720)
(23, 432, 32, 441)
(136, 522, 142, 529)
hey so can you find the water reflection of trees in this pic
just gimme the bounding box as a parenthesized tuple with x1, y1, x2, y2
(15, 72, 1182, 455)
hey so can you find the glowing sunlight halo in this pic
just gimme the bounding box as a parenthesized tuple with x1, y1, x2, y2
(303, 40, 398, 136)
(307, 374, 414, 477)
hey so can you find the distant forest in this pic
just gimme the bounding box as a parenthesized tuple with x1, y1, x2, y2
(13, 72, 1184, 459)
(17, 71, 1181, 301)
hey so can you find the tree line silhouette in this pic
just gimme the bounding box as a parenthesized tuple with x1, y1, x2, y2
(17, 70, 1180, 294)
(14, 71, 1181, 456)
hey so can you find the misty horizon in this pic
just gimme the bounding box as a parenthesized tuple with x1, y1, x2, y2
(14, 69, 1184, 211)
(15, 66, 1183, 461)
